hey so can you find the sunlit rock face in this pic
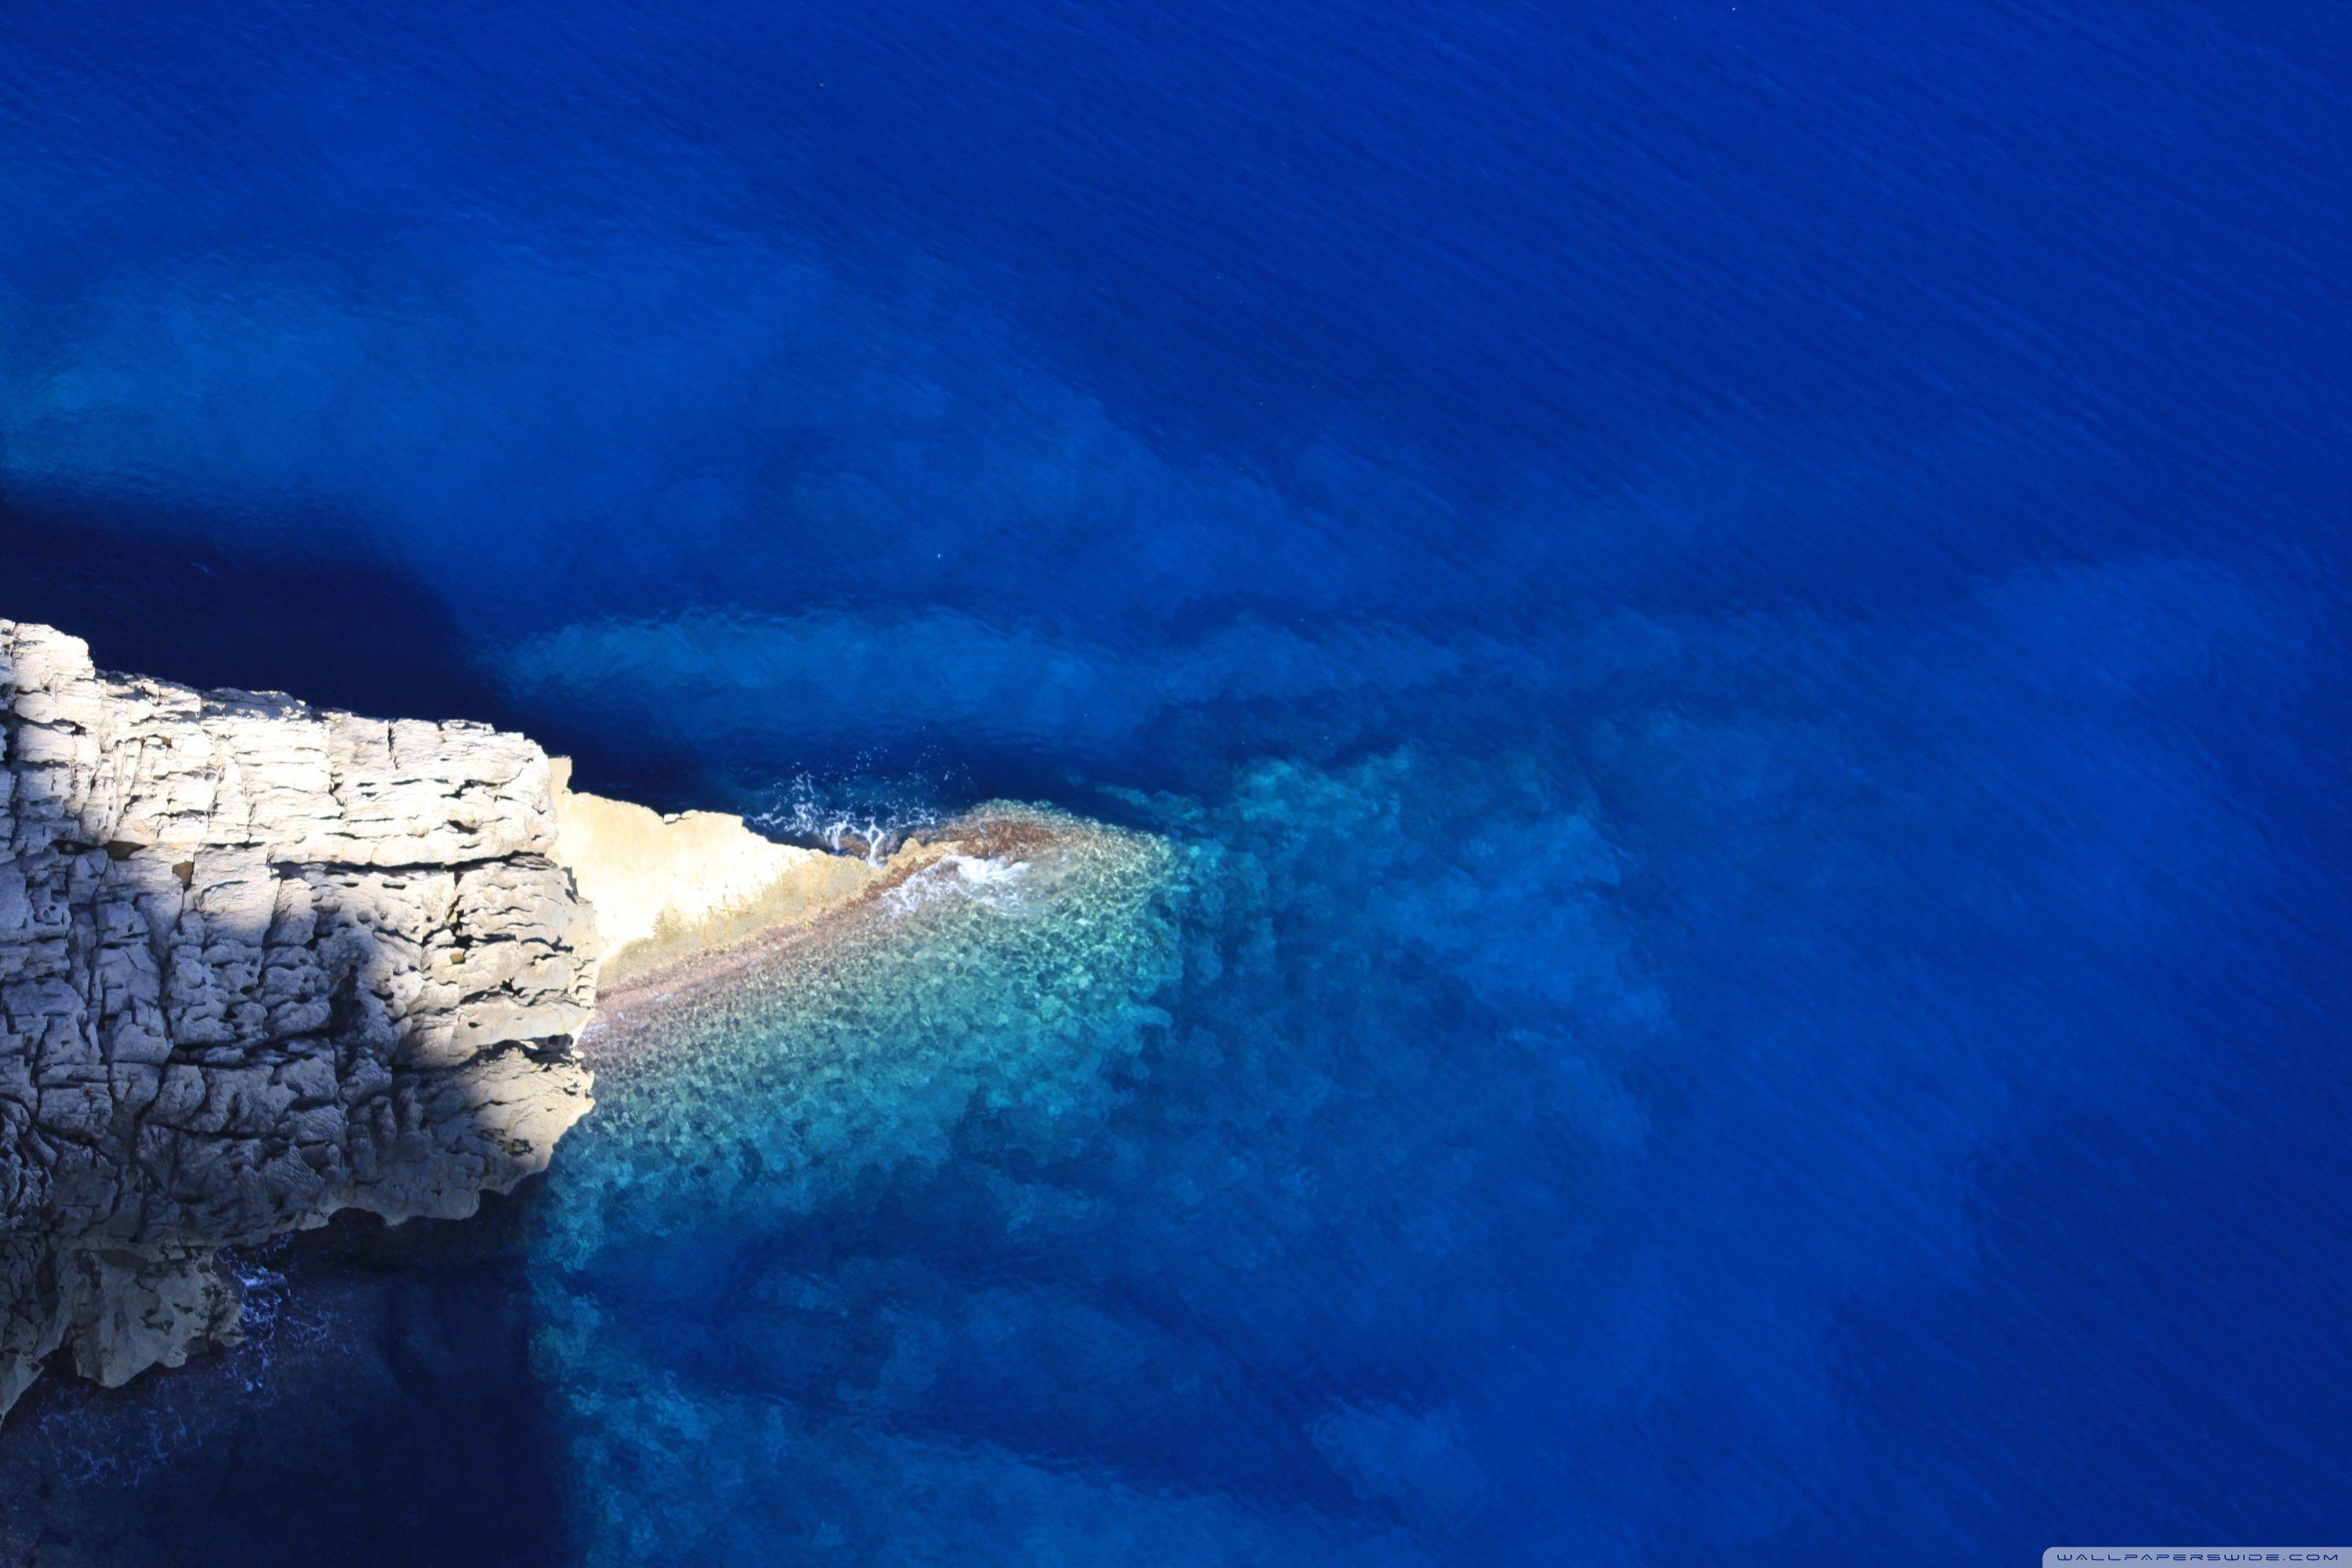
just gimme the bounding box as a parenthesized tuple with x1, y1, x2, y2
(547, 758, 890, 987)
(0, 619, 599, 1414)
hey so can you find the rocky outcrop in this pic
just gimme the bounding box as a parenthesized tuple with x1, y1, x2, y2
(548, 759, 881, 988)
(0, 620, 599, 1415)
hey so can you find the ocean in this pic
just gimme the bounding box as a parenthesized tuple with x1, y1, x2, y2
(2, 0, 2349, 1562)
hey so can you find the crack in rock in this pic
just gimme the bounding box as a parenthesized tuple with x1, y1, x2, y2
(0, 620, 600, 1416)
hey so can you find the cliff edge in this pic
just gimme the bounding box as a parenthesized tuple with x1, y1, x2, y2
(0, 616, 946, 1420)
(0, 619, 601, 1415)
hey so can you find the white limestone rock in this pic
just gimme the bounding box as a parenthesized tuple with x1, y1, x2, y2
(0, 619, 599, 1416)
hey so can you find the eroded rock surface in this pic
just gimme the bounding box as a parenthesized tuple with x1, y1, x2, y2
(548, 757, 883, 986)
(0, 620, 597, 1414)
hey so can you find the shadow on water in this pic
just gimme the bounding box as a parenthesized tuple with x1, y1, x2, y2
(0, 1196, 578, 1568)
(0, 480, 706, 803)
(0, 482, 506, 725)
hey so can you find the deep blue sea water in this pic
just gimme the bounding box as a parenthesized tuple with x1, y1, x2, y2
(3, 1, 2350, 1562)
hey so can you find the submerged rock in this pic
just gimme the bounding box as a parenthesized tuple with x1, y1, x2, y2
(0, 619, 600, 1414)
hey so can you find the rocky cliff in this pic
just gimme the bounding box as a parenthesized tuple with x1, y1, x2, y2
(0, 619, 600, 1415)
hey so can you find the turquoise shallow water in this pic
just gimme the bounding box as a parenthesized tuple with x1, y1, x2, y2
(538, 811, 1195, 1563)
(2, 0, 2350, 1562)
